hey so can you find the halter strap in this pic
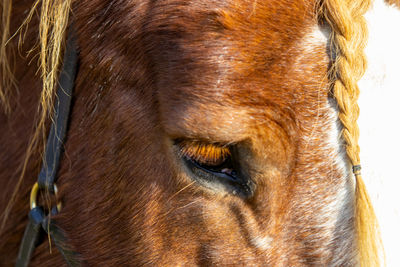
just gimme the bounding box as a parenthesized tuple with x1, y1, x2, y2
(37, 28, 77, 193)
(15, 28, 80, 267)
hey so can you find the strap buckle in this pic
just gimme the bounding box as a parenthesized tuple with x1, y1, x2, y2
(30, 182, 62, 212)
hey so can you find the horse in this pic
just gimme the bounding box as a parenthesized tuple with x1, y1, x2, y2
(0, 0, 399, 265)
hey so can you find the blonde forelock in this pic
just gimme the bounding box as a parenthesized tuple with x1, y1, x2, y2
(0, 0, 72, 233)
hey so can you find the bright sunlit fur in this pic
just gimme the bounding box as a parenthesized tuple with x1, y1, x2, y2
(0, 0, 383, 265)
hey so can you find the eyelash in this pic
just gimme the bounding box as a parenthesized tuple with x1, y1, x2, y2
(177, 141, 231, 167)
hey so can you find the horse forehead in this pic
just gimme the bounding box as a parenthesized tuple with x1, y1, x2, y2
(149, 0, 316, 58)
(149, 0, 313, 25)
(156, 24, 329, 140)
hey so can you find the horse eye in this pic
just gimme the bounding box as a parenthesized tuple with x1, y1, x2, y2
(184, 150, 237, 178)
(178, 140, 233, 170)
(176, 140, 253, 197)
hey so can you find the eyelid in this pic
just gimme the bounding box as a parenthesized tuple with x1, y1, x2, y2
(177, 140, 231, 166)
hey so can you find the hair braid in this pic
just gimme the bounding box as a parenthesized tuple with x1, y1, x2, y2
(320, 0, 383, 266)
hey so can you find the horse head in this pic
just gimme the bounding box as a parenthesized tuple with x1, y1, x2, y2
(1, 0, 395, 266)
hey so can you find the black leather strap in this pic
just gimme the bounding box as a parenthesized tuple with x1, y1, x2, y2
(15, 28, 80, 267)
(37, 28, 78, 193)
(15, 208, 46, 267)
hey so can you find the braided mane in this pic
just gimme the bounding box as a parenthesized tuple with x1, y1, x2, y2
(319, 0, 383, 265)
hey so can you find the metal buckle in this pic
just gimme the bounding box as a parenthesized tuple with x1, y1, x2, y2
(30, 182, 62, 212)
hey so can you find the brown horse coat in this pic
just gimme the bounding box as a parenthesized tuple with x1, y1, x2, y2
(2, 0, 398, 266)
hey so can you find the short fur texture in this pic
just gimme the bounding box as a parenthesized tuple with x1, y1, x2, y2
(0, 0, 390, 265)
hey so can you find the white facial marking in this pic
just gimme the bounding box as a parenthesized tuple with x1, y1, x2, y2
(251, 235, 272, 251)
(295, 25, 330, 65)
(295, 25, 357, 265)
(300, 3, 400, 265)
